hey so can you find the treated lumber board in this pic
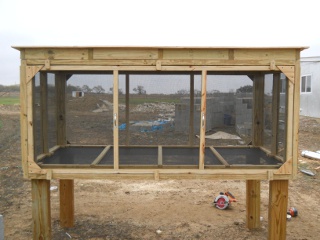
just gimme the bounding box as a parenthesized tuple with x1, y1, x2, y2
(93, 48, 158, 59)
(27, 78, 36, 170)
(29, 168, 292, 180)
(27, 59, 297, 66)
(253, 74, 264, 146)
(91, 146, 111, 166)
(125, 74, 130, 145)
(39, 65, 275, 72)
(189, 73, 195, 146)
(271, 73, 281, 155)
(209, 147, 230, 167)
(268, 180, 288, 240)
(20, 61, 28, 178)
(278, 66, 294, 83)
(31, 179, 51, 239)
(234, 49, 296, 61)
(246, 180, 261, 229)
(40, 72, 49, 154)
(285, 76, 294, 174)
(26, 66, 43, 83)
(59, 179, 74, 228)
(25, 48, 89, 60)
(113, 70, 119, 169)
(162, 49, 229, 59)
(199, 70, 207, 170)
(55, 73, 67, 145)
(292, 54, 300, 178)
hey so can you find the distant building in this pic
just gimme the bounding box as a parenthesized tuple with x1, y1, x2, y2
(300, 57, 320, 118)
(72, 91, 84, 98)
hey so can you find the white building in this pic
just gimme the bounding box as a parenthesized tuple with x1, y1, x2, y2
(300, 57, 320, 118)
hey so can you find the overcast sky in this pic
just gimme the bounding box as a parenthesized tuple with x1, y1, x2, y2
(1, 0, 319, 86)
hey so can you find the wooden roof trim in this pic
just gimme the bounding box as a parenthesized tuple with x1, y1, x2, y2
(12, 45, 309, 51)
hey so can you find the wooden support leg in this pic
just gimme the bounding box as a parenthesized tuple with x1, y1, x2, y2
(246, 180, 261, 229)
(60, 179, 74, 228)
(31, 179, 51, 240)
(268, 180, 288, 240)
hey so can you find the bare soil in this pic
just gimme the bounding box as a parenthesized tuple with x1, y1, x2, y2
(1, 103, 320, 240)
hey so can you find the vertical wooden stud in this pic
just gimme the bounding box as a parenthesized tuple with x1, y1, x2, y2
(189, 73, 195, 146)
(40, 72, 49, 154)
(60, 180, 74, 228)
(292, 52, 301, 177)
(125, 74, 130, 145)
(246, 180, 261, 229)
(246, 73, 264, 230)
(284, 76, 294, 173)
(55, 73, 67, 146)
(268, 180, 288, 240)
(253, 73, 264, 146)
(20, 61, 28, 178)
(271, 73, 281, 156)
(27, 76, 35, 170)
(32, 179, 51, 240)
(113, 70, 119, 169)
(199, 70, 206, 170)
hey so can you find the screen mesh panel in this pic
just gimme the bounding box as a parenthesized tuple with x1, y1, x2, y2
(41, 147, 104, 165)
(215, 147, 282, 165)
(66, 74, 114, 145)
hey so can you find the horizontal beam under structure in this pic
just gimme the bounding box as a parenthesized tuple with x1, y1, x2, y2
(29, 169, 292, 181)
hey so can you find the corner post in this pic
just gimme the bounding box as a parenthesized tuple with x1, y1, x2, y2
(268, 180, 288, 240)
(32, 179, 51, 239)
(56, 73, 75, 228)
(246, 73, 264, 229)
(60, 179, 74, 228)
(246, 180, 261, 229)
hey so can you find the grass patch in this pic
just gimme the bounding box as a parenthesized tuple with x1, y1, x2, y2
(0, 96, 20, 105)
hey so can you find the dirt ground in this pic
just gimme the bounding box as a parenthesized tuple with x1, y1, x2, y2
(1, 103, 320, 240)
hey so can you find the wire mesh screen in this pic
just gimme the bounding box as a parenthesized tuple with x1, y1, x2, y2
(66, 74, 114, 145)
(278, 74, 287, 157)
(263, 74, 273, 150)
(205, 75, 253, 146)
(34, 73, 41, 157)
(118, 73, 201, 146)
(47, 73, 57, 150)
(215, 147, 282, 165)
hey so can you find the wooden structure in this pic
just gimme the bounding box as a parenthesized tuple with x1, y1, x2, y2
(13, 46, 306, 239)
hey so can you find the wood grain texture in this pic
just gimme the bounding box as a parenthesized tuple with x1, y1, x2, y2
(246, 180, 261, 229)
(32, 179, 51, 239)
(268, 180, 288, 240)
(59, 179, 74, 228)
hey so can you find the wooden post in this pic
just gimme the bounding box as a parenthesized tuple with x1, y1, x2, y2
(199, 70, 206, 170)
(253, 73, 264, 146)
(32, 179, 51, 239)
(40, 72, 49, 154)
(271, 73, 280, 156)
(113, 70, 119, 169)
(189, 73, 195, 146)
(246, 73, 264, 229)
(60, 180, 74, 228)
(246, 180, 261, 229)
(125, 73, 130, 145)
(55, 73, 75, 228)
(55, 73, 67, 146)
(292, 51, 301, 177)
(268, 180, 288, 240)
(20, 60, 28, 178)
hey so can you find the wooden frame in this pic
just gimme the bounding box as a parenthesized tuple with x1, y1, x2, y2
(14, 46, 306, 240)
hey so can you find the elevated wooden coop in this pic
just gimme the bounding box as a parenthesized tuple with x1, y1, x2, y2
(14, 46, 306, 239)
